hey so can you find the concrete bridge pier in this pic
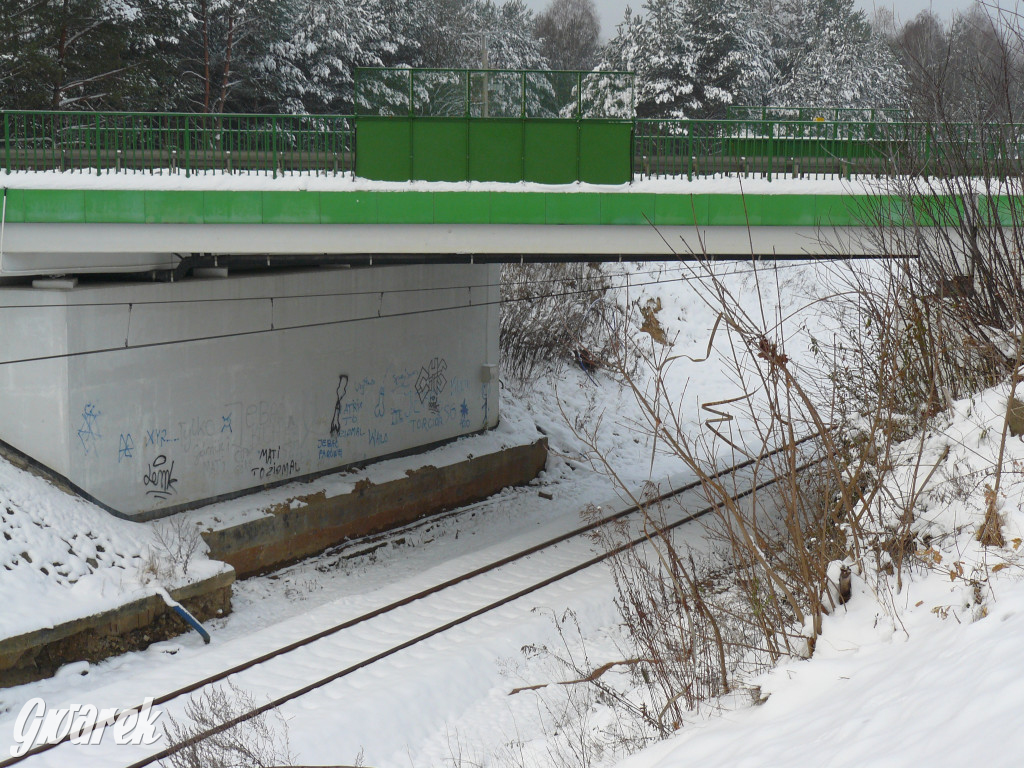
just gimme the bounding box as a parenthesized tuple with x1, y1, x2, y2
(0, 263, 501, 519)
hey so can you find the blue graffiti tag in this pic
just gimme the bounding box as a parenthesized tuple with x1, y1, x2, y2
(118, 433, 135, 463)
(77, 403, 102, 455)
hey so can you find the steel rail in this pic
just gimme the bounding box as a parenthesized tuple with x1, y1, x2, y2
(0, 433, 821, 767)
(125, 455, 823, 768)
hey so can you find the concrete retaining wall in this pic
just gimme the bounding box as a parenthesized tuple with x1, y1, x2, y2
(204, 437, 549, 578)
(0, 569, 234, 688)
(0, 264, 501, 518)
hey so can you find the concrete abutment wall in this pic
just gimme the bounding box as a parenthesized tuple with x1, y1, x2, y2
(0, 264, 501, 519)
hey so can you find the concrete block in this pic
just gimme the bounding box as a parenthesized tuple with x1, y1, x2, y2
(204, 437, 548, 578)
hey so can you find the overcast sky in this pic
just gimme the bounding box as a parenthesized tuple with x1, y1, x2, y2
(520, 0, 985, 40)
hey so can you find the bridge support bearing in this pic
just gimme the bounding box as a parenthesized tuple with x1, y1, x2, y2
(0, 264, 501, 519)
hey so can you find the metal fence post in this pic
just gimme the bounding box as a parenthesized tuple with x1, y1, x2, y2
(520, 71, 526, 119)
(576, 72, 582, 119)
(3, 113, 9, 175)
(95, 113, 102, 174)
(686, 124, 693, 181)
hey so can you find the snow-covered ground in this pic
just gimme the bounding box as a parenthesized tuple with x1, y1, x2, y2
(1, 259, 1022, 768)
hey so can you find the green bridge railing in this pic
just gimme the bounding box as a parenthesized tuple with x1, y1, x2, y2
(1, 111, 355, 177)
(2, 109, 1023, 182)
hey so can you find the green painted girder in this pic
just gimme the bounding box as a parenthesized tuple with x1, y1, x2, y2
(0, 188, 971, 228)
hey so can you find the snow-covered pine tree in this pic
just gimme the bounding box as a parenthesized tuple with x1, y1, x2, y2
(155, 0, 291, 112)
(0, 0, 153, 109)
(273, 0, 383, 113)
(635, 0, 692, 118)
(730, 0, 778, 109)
(476, 0, 546, 70)
(677, 0, 745, 118)
(770, 0, 905, 111)
(0, 0, 54, 108)
(584, 8, 643, 118)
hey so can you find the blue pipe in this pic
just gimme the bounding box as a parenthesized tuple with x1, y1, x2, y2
(169, 604, 211, 644)
(156, 588, 211, 644)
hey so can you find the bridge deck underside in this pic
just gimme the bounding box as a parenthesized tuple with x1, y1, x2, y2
(0, 187, 986, 274)
(1, 223, 881, 276)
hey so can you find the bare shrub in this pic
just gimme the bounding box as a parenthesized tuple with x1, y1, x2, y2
(514, 607, 658, 764)
(150, 515, 205, 578)
(551, 254, 944, 740)
(159, 682, 293, 768)
(866, 25, 1024, 541)
(500, 262, 626, 385)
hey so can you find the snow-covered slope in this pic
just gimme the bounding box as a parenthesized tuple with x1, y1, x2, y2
(1, 259, 1022, 768)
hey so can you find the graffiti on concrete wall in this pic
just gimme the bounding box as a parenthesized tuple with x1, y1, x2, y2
(415, 357, 448, 414)
(250, 445, 300, 481)
(142, 454, 178, 499)
(118, 433, 135, 463)
(329, 375, 349, 438)
(125, 396, 310, 504)
(111, 354, 488, 507)
(77, 403, 102, 455)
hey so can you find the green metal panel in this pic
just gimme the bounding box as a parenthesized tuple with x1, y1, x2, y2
(911, 195, 967, 227)
(203, 191, 263, 224)
(489, 192, 545, 224)
(762, 195, 817, 227)
(1, 189, 25, 223)
(469, 121, 523, 183)
(706, 194, 757, 226)
(654, 194, 704, 226)
(866, 196, 907, 227)
(356, 119, 411, 181)
(84, 190, 145, 223)
(578, 122, 632, 184)
(320, 192, 379, 224)
(980, 195, 1024, 226)
(412, 119, 469, 181)
(545, 193, 601, 224)
(262, 191, 320, 224)
(814, 195, 862, 227)
(2, 186, 950, 231)
(601, 193, 657, 225)
(145, 191, 204, 224)
(22, 189, 86, 223)
(377, 191, 434, 223)
(524, 121, 578, 184)
(434, 192, 490, 223)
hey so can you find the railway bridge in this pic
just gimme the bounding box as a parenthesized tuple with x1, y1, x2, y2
(0, 68, 1014, 519)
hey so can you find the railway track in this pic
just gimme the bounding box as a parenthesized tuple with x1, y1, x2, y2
(0, 437, 821, 768)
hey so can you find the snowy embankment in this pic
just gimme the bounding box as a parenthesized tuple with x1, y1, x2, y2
(0, 459, 228, 641)
(619, 382, 1024, 768)
(0, 400, 538, 641)
(0, 260, 1021, 768)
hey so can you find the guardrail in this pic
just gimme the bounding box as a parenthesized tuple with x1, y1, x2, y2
(1, 111, 355, 177)
(723, 105, 911, 123)
(3, 110, 1022, 181)
(633, 119, 1024, 180)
